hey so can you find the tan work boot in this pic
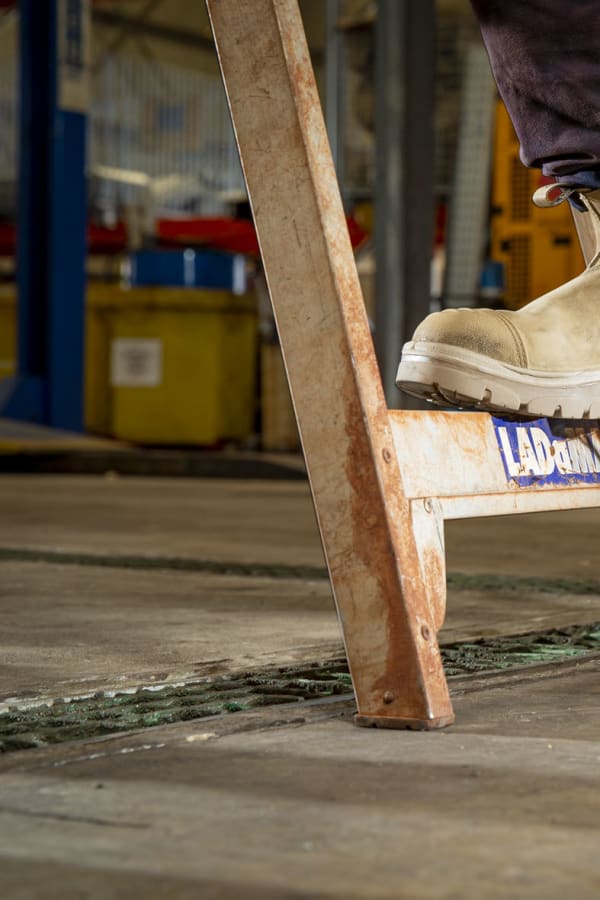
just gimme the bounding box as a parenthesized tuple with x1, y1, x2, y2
(396, 187, 600, 419)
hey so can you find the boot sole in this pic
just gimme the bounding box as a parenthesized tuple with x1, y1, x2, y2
(396, 342, 600, 419)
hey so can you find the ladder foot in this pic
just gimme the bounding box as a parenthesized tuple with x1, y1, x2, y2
(354, 712, 455, 731)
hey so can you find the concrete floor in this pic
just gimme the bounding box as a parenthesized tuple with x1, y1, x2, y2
(1, 475, 599, 897)
(2, 474, 600, 575)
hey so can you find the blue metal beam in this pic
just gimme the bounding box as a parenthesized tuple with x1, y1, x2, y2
(0, 0, 88, 430)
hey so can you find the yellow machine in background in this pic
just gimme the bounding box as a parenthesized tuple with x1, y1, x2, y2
(0, 287, 16, 383)
(490, 101, 584, 310)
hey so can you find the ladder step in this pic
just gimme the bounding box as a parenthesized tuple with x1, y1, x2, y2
(391, 410, 600, 518)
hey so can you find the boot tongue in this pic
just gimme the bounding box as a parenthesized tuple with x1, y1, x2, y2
(532, 183, 583, 208)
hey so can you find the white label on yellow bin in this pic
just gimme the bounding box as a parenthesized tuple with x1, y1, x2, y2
(110, 339, 163, 387)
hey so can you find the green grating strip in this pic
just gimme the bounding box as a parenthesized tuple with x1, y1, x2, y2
(0, 664, 353, 752)
(441, 621, 600, 675)
(1, 622, 599, 753)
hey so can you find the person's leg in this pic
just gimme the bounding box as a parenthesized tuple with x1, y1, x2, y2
(396, 0, 600, 418)
(472, 0, 600, 186)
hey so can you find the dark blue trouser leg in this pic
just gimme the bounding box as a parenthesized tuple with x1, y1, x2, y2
(471, 0, 600, 185)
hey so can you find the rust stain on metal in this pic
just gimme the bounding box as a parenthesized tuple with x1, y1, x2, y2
(341, 357, 451, 723)
(414, 506, 447, 632)
(422, 553, 446, 633)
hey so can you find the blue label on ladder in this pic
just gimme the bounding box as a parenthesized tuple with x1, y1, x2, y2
(492, 417, 600, 487)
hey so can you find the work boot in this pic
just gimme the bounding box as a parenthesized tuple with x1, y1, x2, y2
(396, 186, 600, 419)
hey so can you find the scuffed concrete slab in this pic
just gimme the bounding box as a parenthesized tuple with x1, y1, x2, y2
(1, 475, 599, 580)
(451, 655, 600, 739)
(1, 560, 600, 707)
(0, 476, 326, 567)
(0, 658, 599, 899)
(439, 587, 600, 642)
(0, 562, 339, 706)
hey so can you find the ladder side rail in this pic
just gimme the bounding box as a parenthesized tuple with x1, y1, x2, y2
(206, 0, 453, 728)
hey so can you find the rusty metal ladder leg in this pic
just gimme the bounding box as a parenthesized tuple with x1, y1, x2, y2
(207, 0, 600, 730)
(206, 0, 453, 729)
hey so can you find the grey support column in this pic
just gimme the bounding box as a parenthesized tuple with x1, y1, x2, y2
(325, 0, 345, 190)
(375, 0, 435, 408)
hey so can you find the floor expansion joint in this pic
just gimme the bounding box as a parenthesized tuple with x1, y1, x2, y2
(2, 621, 599, 754)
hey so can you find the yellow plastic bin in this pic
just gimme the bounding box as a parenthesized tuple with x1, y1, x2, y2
(260, 341, 300, 452)
(86, 284, 258, 445)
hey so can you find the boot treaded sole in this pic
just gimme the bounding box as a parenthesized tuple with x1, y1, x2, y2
(396, 341, 600, 420)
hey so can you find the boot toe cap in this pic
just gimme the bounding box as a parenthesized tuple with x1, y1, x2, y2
(411, 308, 525, 367)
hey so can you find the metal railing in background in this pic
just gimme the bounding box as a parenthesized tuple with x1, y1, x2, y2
(0, 4, 485, 233)
(0, 12, 245, 226)
(89, 54, 245, 223)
